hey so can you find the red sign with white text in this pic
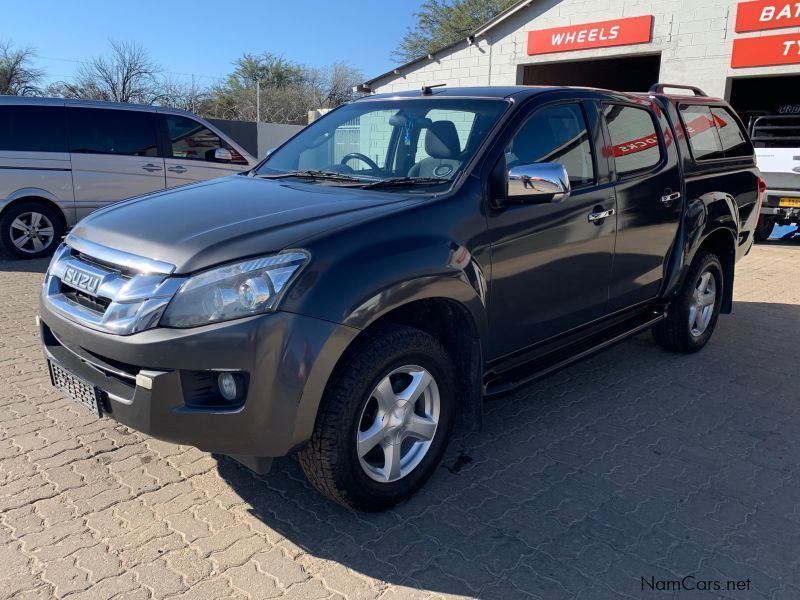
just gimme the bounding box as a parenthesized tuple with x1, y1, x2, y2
(527, 15, 654, 55)
(731, 32, 800, 67)
(736, 1, 800, 33)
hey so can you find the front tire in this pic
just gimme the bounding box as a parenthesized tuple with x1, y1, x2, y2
(653, 250, 724, 353)
(299, 324, 456, 511)
(0, 202, 64, 259)
(754, 215, 776, 242)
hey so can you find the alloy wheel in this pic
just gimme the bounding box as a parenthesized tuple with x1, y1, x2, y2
(688, 270, 716, 337)
(357, 365, 440, 483)
(9, 211, 56, 254)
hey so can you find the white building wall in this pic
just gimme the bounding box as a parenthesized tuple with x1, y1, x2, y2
(370, 0, 800, 99)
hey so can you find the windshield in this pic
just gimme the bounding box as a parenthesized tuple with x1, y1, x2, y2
(255, 98, 509, 191)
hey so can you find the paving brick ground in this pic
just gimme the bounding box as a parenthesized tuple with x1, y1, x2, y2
(1, 241, 799, 599)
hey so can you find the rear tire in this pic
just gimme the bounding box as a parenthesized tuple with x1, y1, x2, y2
(299, 324, 456, 511)
(653, 251, 723, 353)
(0, 202, 64, 259)
(754, 215, 776, 242)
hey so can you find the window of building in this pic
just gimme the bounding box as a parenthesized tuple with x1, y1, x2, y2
(604, 104, 662, 176)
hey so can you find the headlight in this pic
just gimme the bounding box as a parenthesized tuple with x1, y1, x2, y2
(160, 251, 309, 328)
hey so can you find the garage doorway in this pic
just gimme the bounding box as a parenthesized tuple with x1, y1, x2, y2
(521, 54, 661, 93)
(728, 75, 800, 126)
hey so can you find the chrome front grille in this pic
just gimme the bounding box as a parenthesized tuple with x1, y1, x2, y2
(43, 235, 184, 335)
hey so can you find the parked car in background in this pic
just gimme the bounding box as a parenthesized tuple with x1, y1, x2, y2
(0, 97, 256, 259)
(39, 84, 760, 511)
(749, 115, 800, 241)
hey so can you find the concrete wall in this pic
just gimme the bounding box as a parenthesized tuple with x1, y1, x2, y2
(368, 0, 800, 100)
(209, 119, 303, 159)
(257, 123, 305, 158)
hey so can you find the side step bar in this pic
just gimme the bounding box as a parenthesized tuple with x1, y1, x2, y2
(484, 309, 667, 397)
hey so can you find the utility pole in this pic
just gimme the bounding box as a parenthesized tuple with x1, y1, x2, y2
(255, 77, 260, 123)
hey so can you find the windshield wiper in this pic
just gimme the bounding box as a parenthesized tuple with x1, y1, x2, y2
(256, 170, 364, 183)
(361, 176, 452, 190)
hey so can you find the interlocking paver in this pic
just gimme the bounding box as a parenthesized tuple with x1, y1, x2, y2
(1, 241, 799, 598)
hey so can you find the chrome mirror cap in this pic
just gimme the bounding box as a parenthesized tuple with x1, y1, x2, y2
(507, 162, 570, 202)
(214, 147, 233, 161)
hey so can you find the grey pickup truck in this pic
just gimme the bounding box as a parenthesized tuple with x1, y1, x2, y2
(39, 83, 761, 511)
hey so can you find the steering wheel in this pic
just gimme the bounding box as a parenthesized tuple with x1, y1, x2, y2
(340, 152, 380, 171)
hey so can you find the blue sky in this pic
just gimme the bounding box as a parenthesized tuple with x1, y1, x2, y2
(5, 0, 425, 88)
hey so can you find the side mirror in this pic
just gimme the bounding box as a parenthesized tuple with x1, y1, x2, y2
(504, 162, 570, 204)
(214, 147, 233, 162)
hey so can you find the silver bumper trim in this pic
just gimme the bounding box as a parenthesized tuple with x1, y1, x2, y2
(66, 234, 176, 275)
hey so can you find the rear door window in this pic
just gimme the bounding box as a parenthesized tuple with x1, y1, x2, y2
(0, 105, 68, 152)
(603, 104, 663, 177)
(710, 107, 751, 158)
(67, 108, 159, 157)
(163, 114, 247, 164)
(679, 105, 724, 161)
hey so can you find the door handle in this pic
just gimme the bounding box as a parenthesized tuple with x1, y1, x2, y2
(661, 191, 681, 206)
(141, 163, 162, 172)
(588, 208, 615, 223)
(167, 166, 187, 174)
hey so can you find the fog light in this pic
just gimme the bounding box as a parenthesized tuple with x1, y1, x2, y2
(218, 372, 239, 401)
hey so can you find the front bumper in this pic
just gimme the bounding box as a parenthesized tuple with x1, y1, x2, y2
(39, 298, 358, 458)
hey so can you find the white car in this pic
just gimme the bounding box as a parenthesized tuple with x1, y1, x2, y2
(749, 115, 800, 241)
(0, 97, 256, 258)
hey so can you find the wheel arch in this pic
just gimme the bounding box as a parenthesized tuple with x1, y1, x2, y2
(357, 297, 484, 432)
(692, 227, 737, 314)
(1, 194, 68, 231)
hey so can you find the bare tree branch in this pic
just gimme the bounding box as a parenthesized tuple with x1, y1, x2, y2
(0, 40, 44, 96)
(62, 40, 161, 104)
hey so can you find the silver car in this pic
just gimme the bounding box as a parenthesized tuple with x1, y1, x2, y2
(0, 97, 256, 258)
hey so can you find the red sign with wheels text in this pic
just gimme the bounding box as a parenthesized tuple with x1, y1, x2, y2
(731, 33, 800, 67)
(736, 1, 800, 33)
(527, 15, 654, 55)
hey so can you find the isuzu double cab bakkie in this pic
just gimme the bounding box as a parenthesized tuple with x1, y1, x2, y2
(39, 84, 761, 511)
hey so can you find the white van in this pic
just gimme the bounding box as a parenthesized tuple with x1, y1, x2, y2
(0, 97, 256, 258)
(749, 115, 800, 241)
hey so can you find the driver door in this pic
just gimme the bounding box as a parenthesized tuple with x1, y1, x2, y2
(487, 100, 617, 359)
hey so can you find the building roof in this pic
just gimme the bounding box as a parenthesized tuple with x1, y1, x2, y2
(359, 0, 535, 92)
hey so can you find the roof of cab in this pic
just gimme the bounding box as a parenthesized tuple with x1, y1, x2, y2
(361, 85, 571, 101)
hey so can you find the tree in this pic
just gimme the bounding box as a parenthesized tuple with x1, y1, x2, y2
(393, 0, 517, 64)
(205, 54, 362, 124)
(59, 40, 160, 104)
(0, 40, 44, 96)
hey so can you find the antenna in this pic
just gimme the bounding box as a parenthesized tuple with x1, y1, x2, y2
(421, 83, 447, 95)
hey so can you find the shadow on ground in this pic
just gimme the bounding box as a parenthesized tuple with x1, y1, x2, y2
(216, 300, 800, 598)
(0, 254, 49, 274)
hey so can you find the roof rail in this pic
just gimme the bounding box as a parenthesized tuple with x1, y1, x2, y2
(649, 83, 707, 97)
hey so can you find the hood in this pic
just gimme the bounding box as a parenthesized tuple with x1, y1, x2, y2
(71, 176, 413, 273)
